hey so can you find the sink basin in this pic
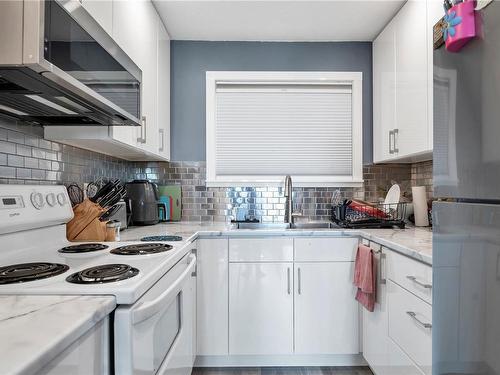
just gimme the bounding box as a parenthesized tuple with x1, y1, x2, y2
(235, 222, 336, 230)
(290, 222, 335, 229)
(236, 223, 291, 230)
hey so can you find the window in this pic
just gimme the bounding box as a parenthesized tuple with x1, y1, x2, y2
(206, 71, 363, 187)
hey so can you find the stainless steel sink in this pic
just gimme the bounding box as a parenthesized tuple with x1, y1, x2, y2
(290, 222, 335, 229)
(235, 222, 291, 230)
(235, 222, 336, 230)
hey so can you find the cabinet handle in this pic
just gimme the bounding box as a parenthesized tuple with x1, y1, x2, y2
(406, 311, 432, 329)
(393, 128, 399, 153)
(159, 129, 164, 152)
(389, 130, 394, 154)
(287, 267, 291, 295)
(297, 267, 302, 295)
(406, 275, 432, 289)
(374, 249, 387, 285)
(137, 116, 147, 144)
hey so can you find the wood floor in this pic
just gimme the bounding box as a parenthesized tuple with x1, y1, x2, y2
(193, 367, 373, 375)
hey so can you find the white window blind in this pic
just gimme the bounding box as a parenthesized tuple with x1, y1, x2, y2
(206, 72, 363, 187)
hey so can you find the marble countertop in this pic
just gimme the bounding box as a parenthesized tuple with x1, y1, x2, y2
(0, 295, 115, 375)
(121, 222, 433, 265)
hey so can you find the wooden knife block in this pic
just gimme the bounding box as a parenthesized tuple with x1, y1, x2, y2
(67, 199, 108, 241)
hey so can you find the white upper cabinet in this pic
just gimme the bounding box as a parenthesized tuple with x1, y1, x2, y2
(394, 0, 429, 158)
(80, 0, 113, 35)
(45, 0, 170, 161)
(157, 19, 171, 160)
(373, 17, 396, 163)
(373, 0, 436, 163)
(112, 0, 159, 155)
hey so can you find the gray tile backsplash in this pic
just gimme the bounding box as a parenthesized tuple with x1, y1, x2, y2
(0, 117, 139, 185)
(139, 161, 416, 223)
(0, 116, 432, 222)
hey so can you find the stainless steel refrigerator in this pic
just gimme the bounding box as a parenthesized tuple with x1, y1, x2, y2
(433, 2, 500, 374)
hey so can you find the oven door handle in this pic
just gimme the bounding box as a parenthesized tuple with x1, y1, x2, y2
(132, 254, 196, 325)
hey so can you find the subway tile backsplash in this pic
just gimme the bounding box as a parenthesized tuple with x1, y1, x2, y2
(0, 116, 432, 222)
(138, 161, 420, 223)
(0, 118, 139, 184)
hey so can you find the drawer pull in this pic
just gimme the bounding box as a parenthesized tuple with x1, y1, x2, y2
(406, 311, 432, 329)
(406, 275, 432, 289)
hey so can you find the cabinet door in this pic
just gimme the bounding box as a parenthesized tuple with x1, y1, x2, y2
(363, 250, 390, 373)
(112, 0, 158, 154)
(157, 19, 170, 160)
(294, 262, 359, 354)
(363, 250, 425, 375)
(427, 0, 444, 152)
(196, 239, 229, 356)
(229, 263, 293, 355)
(80, 0, 113, 35)
(394, 0, 429, 157)
(373, 18, 397, 162)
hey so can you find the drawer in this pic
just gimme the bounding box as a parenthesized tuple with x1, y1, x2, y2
(386, 250, 432, 305)
(388, 280, 432, 375)
(229, 238, 293, 262)
(294, 237, 358, 262)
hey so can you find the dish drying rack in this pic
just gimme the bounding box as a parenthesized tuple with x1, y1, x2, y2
(331, 201, 408, 229)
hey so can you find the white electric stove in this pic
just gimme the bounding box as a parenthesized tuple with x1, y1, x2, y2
(0, 185, 197, 375)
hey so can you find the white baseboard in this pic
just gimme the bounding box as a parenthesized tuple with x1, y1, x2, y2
(195, 354, 367, 367)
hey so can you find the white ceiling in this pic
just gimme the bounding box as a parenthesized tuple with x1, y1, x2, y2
(153, 0, 406, 42)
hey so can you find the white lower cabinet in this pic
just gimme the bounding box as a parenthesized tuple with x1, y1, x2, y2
(195, 236, 363, 364)
(196, 239, 229, 356)
(40, 317, 110, 374)
(229, 262, 294, 355)
(387, 280, 432, 375)
(362, 243, 431, 375)
(294, 262, 359, 354)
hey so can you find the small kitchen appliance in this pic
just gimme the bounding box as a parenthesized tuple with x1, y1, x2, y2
(126, 180, 161, 225)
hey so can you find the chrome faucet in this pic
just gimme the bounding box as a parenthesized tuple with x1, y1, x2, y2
(284, 175, 302, 225)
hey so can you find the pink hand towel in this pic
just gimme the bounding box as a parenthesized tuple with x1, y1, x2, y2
(354, 244, 376, 312)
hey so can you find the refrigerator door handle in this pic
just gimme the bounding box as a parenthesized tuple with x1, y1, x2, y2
(496, 252, 500, 281)
(389, 130, 394, 154)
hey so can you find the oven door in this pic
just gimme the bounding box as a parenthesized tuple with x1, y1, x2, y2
(114, 253, 196, 375)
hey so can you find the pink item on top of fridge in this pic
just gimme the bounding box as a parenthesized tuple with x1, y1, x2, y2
(444, 1, 478, 53)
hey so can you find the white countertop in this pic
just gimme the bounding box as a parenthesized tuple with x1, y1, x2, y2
(0, 222, 431, 374)
(0, 295, 115, 375)
(121, 221, 433, 265)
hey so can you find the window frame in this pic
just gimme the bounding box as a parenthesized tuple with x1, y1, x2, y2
(206, 71, 363, 187)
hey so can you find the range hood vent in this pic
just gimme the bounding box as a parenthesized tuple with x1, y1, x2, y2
(0, 69, 134, 126)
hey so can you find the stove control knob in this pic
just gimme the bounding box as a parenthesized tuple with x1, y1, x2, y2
(30, 192, 45, 210)
(46, 193, 57, 207)
(57, 193, 67, 206)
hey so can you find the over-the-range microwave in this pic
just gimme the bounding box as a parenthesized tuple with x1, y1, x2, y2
(0, 0, 141, 126)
